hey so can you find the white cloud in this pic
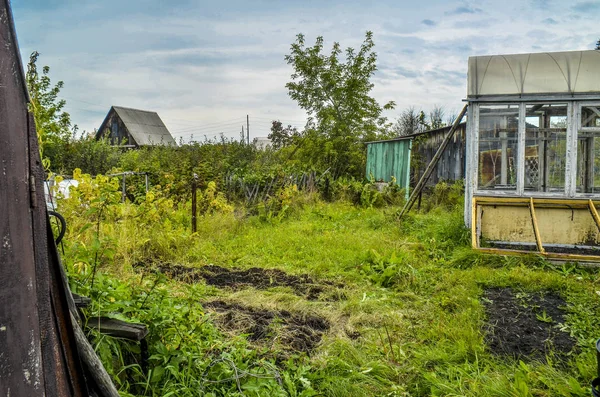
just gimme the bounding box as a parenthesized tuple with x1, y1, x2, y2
(11, 0, 600, 139)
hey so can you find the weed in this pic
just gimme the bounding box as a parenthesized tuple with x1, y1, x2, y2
(54, 175, 600, 396)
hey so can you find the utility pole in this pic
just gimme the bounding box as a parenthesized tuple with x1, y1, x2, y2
(247, 115, 250, 145)
(241, 126, 245, 143)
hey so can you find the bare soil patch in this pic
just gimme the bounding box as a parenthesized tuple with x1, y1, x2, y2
(482, 287, 576, 361)
(140, 262, 341, 300)
(204, 300, 330, 354)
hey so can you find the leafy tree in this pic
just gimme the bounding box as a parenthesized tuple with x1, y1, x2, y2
(268, 120, 300, 149)
(26, 51, 74, 170)
(285, 31, 395, 178)
(596, 38, 600, 50)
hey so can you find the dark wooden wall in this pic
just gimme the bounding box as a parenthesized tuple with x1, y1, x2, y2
(102, 110, 134, 146)
(411, 124, 467, 187)
(0, 1, 88, 395)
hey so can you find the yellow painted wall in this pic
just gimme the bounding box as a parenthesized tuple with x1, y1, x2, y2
(480, 204, 599, 245)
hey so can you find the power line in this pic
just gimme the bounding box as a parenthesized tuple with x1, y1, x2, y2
(164, 116, 245, 128)
(171, 121, 246, 134)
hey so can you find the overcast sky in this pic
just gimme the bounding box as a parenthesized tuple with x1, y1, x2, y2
(11, 0, 600, 142)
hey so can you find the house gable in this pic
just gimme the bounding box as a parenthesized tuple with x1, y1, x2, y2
(96, 106, 176, 147)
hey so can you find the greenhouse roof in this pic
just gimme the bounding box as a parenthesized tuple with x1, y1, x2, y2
(467, 50, 600, 98)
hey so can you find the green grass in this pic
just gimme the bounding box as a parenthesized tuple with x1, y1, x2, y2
(56, 182, 600, 396)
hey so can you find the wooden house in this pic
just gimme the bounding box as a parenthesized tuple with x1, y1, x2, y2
(96, 106, 176, 147)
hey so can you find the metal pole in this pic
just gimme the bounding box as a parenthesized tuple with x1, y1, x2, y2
(247, 115, 250, 145)
(145, 173, 149, 193)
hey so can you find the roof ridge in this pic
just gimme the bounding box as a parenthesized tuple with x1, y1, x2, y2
(112, 105, 158, 114)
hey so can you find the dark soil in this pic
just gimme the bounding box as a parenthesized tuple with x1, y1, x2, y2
(204, 300, 330, 354)
(482, 287, 576, 361)
(140, 262, 339, 300)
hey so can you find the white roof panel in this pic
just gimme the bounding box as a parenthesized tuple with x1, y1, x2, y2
(468, 50, 600, 97)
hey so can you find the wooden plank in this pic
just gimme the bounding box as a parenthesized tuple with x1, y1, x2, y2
(86, 317, 149, 341)
(476, 247, 600, 263)
(588, 199, 600, 232)
(529, 198, 545, 253)
(471, 197, 478, 248)
(0, 2, 47, 394)
(399, 104, 468, 220)
(71, 314, 120, 397)
(72, 293, 91, 309)
(474, 196, 600, 207)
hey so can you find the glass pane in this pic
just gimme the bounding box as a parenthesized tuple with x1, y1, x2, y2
(478, 105, 519, 191)
(524, 104, 567, 193)
(577, 130, 600, 193)
(581, 105, 600, 128)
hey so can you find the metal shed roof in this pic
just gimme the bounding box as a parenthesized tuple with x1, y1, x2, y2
(99, 106, 176, 146)
(468, 50, 600, 98)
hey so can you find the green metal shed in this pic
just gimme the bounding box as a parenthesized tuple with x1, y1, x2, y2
(365, 137, 412, 198)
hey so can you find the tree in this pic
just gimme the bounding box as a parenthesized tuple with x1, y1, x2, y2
(285, 31, 395, 178)
(268, 120, 300, 149)
(393, 107, 428, 136)
(428, 105, 445, 130)
(26, 51, 74, 170)
(596, 38, 600, 50)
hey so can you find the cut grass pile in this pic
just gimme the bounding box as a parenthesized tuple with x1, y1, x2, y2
(57, 192, 600, 396)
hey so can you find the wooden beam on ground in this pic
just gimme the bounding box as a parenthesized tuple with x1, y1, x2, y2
(398, 104, 468, 220)
(86, 317, 149, 341)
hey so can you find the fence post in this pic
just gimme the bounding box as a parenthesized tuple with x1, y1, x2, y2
(191, 174, 198, 233)
(121, 173, 126, 203)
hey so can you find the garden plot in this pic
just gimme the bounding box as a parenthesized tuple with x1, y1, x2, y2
(141, 262, 342, 300)
(482, 287, 576, 361)
(204, 300, 330, 354)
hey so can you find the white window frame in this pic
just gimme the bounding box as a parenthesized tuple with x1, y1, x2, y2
(574, 102, 600, 197)
(473, 101, 575, 198)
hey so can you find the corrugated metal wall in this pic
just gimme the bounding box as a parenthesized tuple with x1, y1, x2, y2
(366, 139, 411, 189)
(366, 123, 467, 190)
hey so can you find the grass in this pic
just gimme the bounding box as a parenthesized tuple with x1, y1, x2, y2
(55, 180, 600, 396)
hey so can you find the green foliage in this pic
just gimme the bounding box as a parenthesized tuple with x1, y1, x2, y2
(26, 51, 74, 170)
(269, 120, 301, 149)
(49, 134, 121, 175)
(53, 182, 600, 396)
(284, 32, 395, 178)
(418, 180, 465, 212)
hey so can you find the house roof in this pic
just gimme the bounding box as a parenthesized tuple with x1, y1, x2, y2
(98, 106, 176, 146)
(468, 50, 600, 97)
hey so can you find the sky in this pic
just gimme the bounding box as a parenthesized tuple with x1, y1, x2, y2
(10, 0, 600, 143)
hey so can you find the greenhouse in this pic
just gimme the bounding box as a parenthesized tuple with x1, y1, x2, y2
(465, 50, 600, 260)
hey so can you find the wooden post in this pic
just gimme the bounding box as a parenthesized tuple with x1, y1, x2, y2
(121, 173, 126, 203)
(398, 104, 468, 221)
(191, 175, 198, 233)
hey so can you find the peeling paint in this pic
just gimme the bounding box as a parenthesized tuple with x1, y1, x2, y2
(23, 330, 41, 389)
